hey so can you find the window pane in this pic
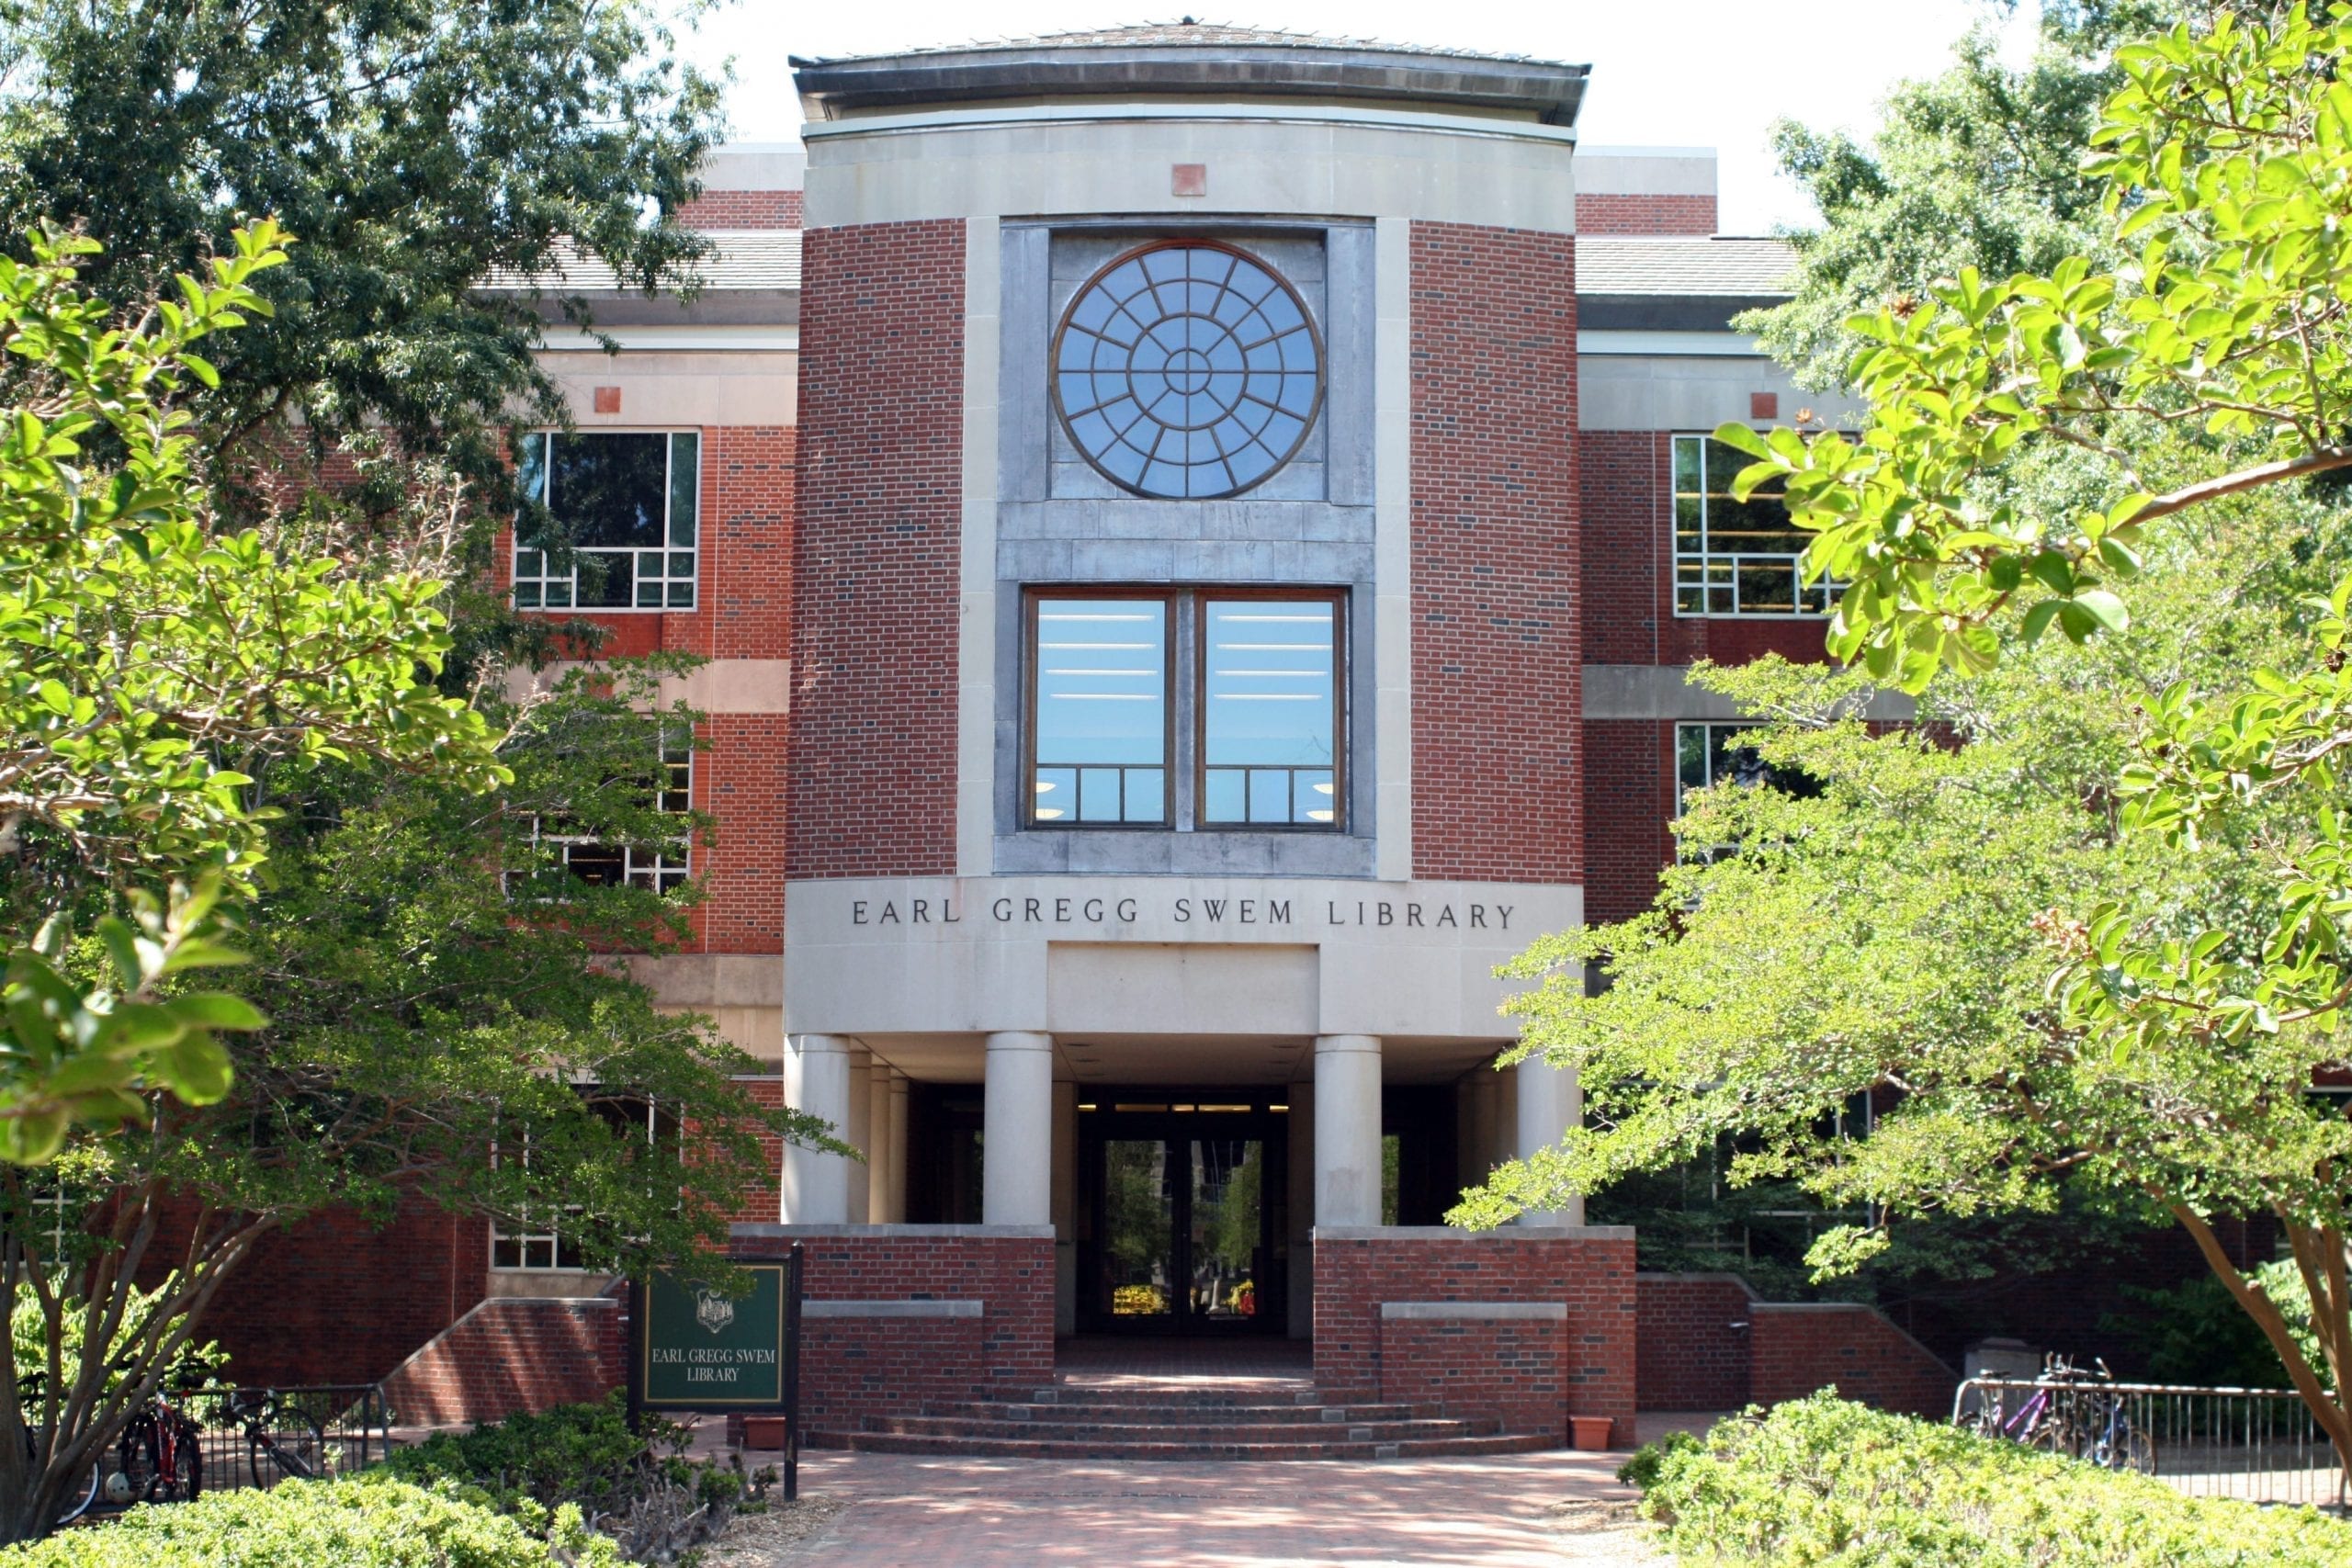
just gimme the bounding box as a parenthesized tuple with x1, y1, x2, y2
(577, 550, 634, 608)
(1204, 767, 1246, 822)
(548, 432, 668, 548)
(1202, 597, 1336, 826)
(668, 433, 699, 547)
(1034, 765, 1077, 821)
(1033, 597, 1168, 824)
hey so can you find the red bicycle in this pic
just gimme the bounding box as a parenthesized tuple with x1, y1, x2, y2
(111, 1377, 203, 1506)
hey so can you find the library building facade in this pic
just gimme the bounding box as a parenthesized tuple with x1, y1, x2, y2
(205, 25, 1973, 1452)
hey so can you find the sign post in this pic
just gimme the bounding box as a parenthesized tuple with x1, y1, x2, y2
(783, 1245, 803, 1501)
(632, 1259, 797, 1482)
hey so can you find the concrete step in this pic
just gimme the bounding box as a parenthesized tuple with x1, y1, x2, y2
(1015, 1384, 1324, 1409)
(939, 1398, 1445, 1425)
(867, 1413, 1497, 1443)
(808, 1428, 1558, 1461)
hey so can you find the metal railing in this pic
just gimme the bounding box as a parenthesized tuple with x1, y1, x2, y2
(1954, 1375, 2347, 1509)
(168, 1383, 392, 1496)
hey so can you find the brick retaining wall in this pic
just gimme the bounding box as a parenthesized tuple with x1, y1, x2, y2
(379, 1295, 626, 1427)
(1313, 1226, 1637, 1446)
(732, 1224, 1055, 1426)
(1634, 1272, 1957, 1416)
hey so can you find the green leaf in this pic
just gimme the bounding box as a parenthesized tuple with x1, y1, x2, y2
(2072, 590, 2130, 635)
(166, 993, 266, 1032)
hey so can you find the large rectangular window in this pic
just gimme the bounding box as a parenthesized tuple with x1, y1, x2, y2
(1200, 595, 1339, 826)
(1672, 434, 1826, 617)
(1675, 721, 1822, 856)
(513, 431, 700, 611)
(1025, 588, 1344, 830)
(1030, 595, 1171, 825)
(492, 1093, 679, 1271)
(514, 739, 693, 895)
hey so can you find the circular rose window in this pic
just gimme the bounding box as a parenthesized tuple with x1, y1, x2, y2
(1052, 242, 1323, 500)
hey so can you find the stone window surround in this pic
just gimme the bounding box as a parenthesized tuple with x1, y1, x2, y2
(993, 216, 1378, 879)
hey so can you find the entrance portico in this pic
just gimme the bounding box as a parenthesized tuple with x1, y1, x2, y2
(775, 874, 1590, 1333)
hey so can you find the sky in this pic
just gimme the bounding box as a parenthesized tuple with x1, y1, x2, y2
(671, 0, 2047, 234)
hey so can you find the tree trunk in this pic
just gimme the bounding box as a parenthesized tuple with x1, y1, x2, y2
(2172, 1204, 2352, 1476)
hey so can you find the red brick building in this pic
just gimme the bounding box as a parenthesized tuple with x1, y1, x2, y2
(208, 25, 1965, 1450)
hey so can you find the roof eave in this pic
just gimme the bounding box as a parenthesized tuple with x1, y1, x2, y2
(790, 46, 1590, 128)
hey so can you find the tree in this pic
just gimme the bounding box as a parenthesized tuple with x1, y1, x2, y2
(1468, 2, 2352, 1465)
(0, 221, 508, 1164)
(1743, 2, 2154, 389)
(0, 0, 724, 502)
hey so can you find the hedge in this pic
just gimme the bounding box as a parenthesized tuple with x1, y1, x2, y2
(1640, 1393, 2352, 1567)
(0, 1474, 622, 1567)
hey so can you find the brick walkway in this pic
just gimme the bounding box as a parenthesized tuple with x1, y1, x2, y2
(731, 1449, 1665, 1566)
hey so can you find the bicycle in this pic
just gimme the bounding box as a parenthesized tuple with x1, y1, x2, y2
(220, 1388, 334, 1485)
(14, 1374, 99, 1527)
(2077, 1364, 2158, 1475)
(112, 1371, 203, 1505)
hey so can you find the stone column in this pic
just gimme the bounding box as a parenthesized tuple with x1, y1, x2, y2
(885, 1071, 910, 1222)
(1286, 1077, 1316, 1339)
(865, 1060, 895, 1224)
(782, 1033, 854, 1224)
(983, 1032, 1055, 1226)
(1313, 1034, 1383, 1227)
(1515, 1052, 1585, 1226)
(842, 1043, 872, 1224)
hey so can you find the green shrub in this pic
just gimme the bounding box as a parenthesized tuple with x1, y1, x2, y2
(0, 1474, 619, 1567)
(1617, 1427, 1701, 1491)
(1645, 1393, 2352, 1566)
(379, 1393, 761, 1562)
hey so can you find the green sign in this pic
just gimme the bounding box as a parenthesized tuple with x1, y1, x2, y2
(639, 1265, 787, 1408)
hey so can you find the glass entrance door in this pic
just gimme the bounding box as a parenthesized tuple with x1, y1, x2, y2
(1084, 1106, 1283, 1333)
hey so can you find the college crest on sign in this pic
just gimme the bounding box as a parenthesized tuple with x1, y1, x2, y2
(695, 1288, 736, 1334)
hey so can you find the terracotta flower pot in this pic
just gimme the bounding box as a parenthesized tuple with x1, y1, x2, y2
(1568, 1415, 1616, 1451)
(741, 1415, 789, 1450)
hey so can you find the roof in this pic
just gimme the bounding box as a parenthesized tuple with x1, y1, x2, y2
(799, 22, 1572, 67)
(1575, 237, 1797, 297)
(485, 231, 803, 294)
(791, 20, 1589, 127)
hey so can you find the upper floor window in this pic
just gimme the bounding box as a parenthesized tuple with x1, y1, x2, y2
(1053, 242, 1323, 501)
(1200, 597, 1338, 826)
(492, 1091, 680, 1271)
(514, 738, 693, 895)
(513, 431, 699, 612)
(1675, 721, 1822, 857)
(1026, 588, 1342, 830)
(1672, 434, 1826, 617)
(1030, 594, 1171, 825)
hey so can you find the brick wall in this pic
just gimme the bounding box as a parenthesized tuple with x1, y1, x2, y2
(1408, 222, 1580, 883)
(1576, 193, 1717, 236)
(1580, 431, 1665, 664)
(379, 1296, 627, 1427)
(716, 1077, 786, 1226)
(1750, 1303, 1957, 1417)
(1379, 1316, 1571, 1439)
(1634, 1273, 1957, 1417)
(1313, 1229, 1637, 1446)
(679, 189, 803, 229)
(1583, 719, 1673, 926)
(1577, 428, 1830, 669)
(163, 1203, 489, 1389)
(786, 219, 965, 880)
(733, 1227, 1054, 1427)
(1635, 1273, 1756, 1410)
(496, 422, 797, 953)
